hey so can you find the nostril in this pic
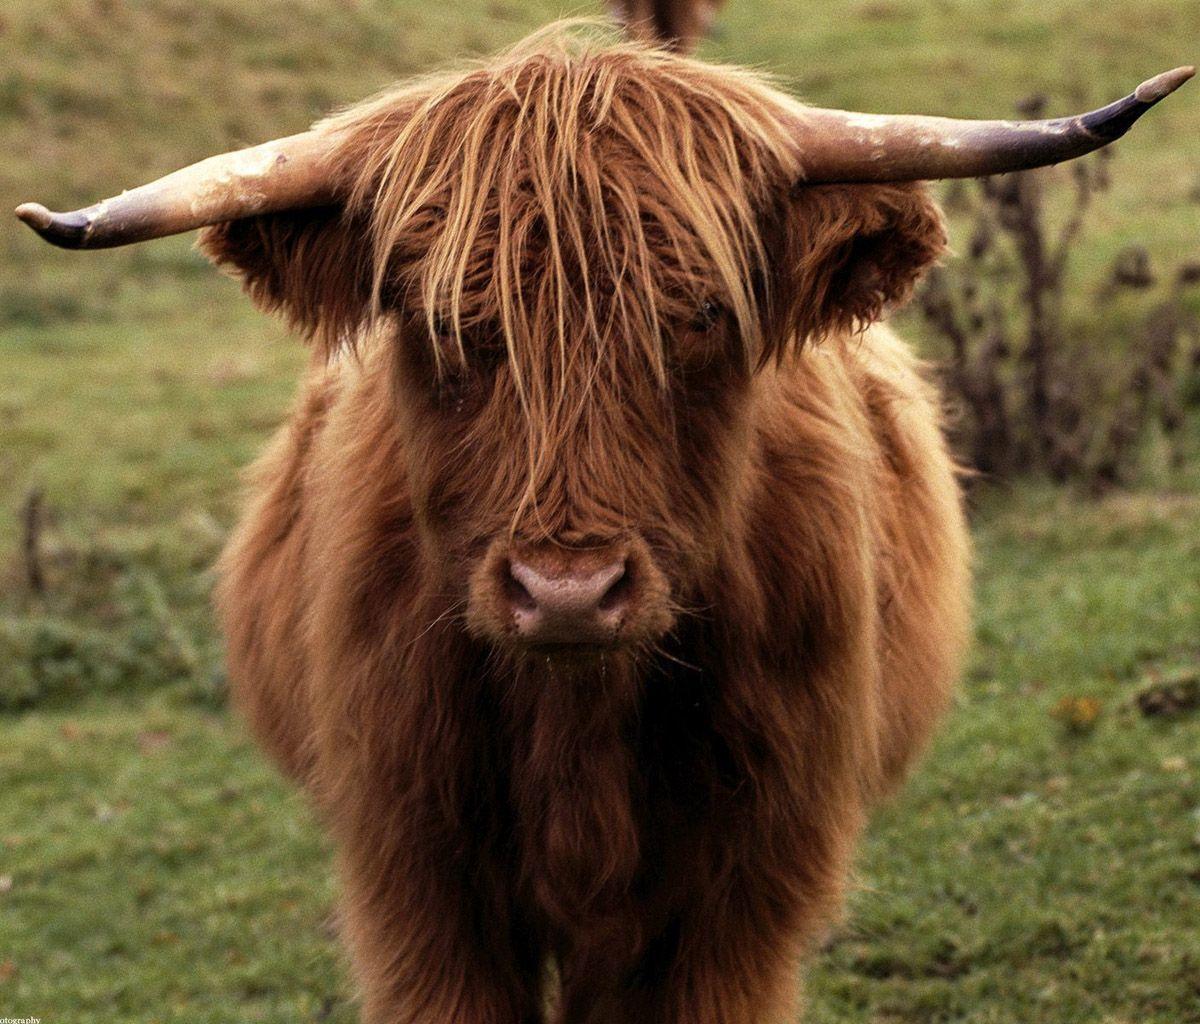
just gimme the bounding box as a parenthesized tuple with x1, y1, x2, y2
(504, 563, 538, 612)
(598, 563, 633, 613)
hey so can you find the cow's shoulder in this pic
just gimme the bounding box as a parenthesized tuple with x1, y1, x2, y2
(841, 323, 951, 484)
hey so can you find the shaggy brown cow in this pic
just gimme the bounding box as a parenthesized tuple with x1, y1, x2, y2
(16, 18, 1191, 1024)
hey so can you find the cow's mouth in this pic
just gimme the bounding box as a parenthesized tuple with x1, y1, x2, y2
(519, 640, 622, 663)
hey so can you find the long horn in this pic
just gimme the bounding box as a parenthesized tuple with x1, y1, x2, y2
(14, 130, 339, 250)
(791, 66, 1194, 183)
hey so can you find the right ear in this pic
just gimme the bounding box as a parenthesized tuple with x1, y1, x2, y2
(763, 182, 947, 351)
(199, 205, 374, 356)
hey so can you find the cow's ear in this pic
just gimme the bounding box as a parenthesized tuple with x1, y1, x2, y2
(767, 182, 946, 347)
(199, 206, 373, 356)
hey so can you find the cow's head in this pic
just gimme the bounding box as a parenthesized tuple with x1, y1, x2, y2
(16, 26, 1191, 663)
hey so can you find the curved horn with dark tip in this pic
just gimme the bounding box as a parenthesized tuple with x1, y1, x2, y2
(789, 65, 1194, 183)
(14, 130, 339, 250)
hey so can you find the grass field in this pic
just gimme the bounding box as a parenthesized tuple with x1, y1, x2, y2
(1, 1, 1199, 1022)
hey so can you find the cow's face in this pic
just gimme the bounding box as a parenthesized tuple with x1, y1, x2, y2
(201, 40, 944, 662)
(391, 267, 757, 658)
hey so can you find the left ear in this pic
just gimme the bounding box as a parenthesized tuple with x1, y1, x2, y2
(766, 182, 947, 347)
(199, 205, 374, 359)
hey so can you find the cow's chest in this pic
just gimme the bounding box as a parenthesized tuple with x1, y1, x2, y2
(503, 663, 745, 942)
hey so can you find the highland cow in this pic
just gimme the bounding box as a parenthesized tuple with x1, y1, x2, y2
(16, 14, 1192, 1023)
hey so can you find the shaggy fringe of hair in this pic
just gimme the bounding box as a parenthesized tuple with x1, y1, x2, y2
(316, 22, 807, 497)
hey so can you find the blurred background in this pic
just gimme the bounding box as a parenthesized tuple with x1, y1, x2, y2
(1, 2, 1198, 1021)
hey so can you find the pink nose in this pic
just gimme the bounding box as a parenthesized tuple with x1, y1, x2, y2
(506, 555, 632, 644)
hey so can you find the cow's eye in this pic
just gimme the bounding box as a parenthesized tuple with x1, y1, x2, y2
(433, 361, 472, 412)
(689, 300, 724, 333)
(424, 315, 505, 412)
(428, 315, 471, 371)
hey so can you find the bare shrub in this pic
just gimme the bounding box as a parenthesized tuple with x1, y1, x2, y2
(919, 95, 1200, 487)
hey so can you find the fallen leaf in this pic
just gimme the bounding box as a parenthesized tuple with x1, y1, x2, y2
(138, 730, 173, 754)
(1051, 696, 1103, 734)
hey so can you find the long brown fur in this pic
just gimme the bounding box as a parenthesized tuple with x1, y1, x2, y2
(201, 23, 970, 1024)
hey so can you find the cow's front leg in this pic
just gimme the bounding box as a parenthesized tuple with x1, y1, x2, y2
(334, 820, 543, 1024)
(551, 864, 837, 1024)
(629, 872, 836, 1024)
(587, 804, 855, 1024)
(650, 908, 809, 1024)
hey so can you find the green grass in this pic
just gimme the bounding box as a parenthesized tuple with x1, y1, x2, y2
(2, 1, 1199, 1021)
(809, 487, 1200, 1023)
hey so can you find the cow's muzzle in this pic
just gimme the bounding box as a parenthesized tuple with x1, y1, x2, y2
(468, 535, 673, 653)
